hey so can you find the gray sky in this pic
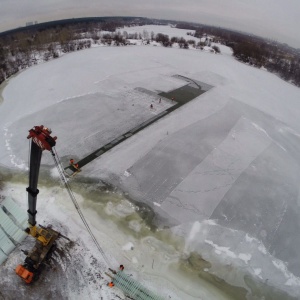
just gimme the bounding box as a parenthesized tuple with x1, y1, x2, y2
(1, 0, 300, 48)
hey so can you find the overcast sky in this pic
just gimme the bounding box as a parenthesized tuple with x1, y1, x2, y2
(1, 0, 299, 48)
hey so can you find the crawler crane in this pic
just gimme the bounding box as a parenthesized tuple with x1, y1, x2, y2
(15, 125, 60, 283)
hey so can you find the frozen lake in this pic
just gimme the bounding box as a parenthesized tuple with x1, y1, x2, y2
(1, 27, 300, 298)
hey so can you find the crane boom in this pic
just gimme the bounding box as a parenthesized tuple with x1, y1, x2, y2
(26, 125, 56, 226)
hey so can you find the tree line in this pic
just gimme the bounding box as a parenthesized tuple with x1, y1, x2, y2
(0, 18, 220, 85)
(177, 23, 300, 87)
(0, 17, 150, 84)
(0, 17, 299, 87)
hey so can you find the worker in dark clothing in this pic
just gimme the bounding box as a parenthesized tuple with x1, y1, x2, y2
(120, 264, 124, 271)
(70, 158, 74, 165)
(150, 104, 153, 109)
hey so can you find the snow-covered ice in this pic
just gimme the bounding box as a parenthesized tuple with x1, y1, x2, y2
(1, 25, 300, 299)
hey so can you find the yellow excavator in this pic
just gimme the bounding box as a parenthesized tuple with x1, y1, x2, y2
(15, 125, 61, 283)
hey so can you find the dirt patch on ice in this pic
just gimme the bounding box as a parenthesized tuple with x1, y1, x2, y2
(180, 252, 247, 300)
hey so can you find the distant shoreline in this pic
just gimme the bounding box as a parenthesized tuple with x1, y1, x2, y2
(0, 16, 148, 37)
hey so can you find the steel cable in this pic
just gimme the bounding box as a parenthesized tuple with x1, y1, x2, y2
(50, 147, 111, 266)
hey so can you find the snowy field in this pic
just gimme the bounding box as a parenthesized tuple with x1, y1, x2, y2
(118, 24, 226, 53)
(1, 25, 300, 299)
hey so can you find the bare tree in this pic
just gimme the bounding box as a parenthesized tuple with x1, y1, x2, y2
(142, 29, 149, 40)
(151, 31, 155, 41)
(212, 45, 221, 53)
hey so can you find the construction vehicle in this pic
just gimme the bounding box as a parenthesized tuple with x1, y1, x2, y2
(15, 125, 60, 283)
